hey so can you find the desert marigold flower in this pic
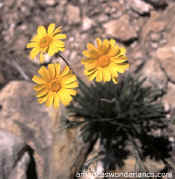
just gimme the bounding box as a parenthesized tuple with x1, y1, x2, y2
(81, 38, 129, 84)
(27, 23, 66, 63)
(32, 63, 78, 108)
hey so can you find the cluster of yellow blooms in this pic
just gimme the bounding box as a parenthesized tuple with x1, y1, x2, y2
(27, 23, 129, 108)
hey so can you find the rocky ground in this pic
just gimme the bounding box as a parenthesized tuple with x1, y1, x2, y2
(1, 0, 175, 178)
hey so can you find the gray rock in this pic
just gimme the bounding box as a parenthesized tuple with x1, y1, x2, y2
(129, 0, 152, 15)
(103, 15, 137, 42)
(0, 81, 94, 179)
(66, 4, 81, 24)
(143, 0, 168, 7)
(140, 58, 168, 90)
(0, 129, 30, 179)
(163, 82, 175, 110)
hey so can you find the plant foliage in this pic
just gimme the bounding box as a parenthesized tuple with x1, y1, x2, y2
(67, 73, 172, 169)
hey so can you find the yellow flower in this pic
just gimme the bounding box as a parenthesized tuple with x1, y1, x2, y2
(27, 24, 66, 63)
(32, 63, 78, 108)
(81, 38, 129, 84)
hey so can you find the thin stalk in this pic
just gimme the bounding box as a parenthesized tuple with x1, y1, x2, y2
(57, 53, 74, 72)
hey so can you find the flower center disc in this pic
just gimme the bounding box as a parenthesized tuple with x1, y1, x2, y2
(40, 36, 52, 48)
(50, 80, 61, 92)
(97, 55, 110, 68)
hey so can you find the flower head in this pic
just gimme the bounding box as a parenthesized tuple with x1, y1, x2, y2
(82, 38, 129, 83)
(32, 63, 78, 108)
(27, 24, 66, 63)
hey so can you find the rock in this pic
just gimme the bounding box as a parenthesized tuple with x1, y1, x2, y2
(140, 11, 166, 46)
(150, 32, 162, 42)
(66, 4, 81, 24)
(0, 81, 94, 178)
(0, 81, 51, 178)
(163, 82, 175, 110)
(153, 5, 175, 83)
(82, 16, 94, 31)
(140, 59, 168, 90)
(0, 72, 5, 85)
(139, 4, 175, 83)
(103, 15, 137, 42)
(157, 45, 175, 83)
(13, 35, 28, 51)
(129, 0, 152, 15)
(0, 129, 30, 179)
(38, 0, 57, 6)
(156, 46, 175, 60)
(143, 0, 168, 8)
(127, 44, 145, 73)
(45, 0, 57, 6)
(97, 14, 109, 22)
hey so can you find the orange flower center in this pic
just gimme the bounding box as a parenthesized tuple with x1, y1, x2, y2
(50, 80, 61, 92)
(40, 36, 52, 48)
(97, 55, 110, 68)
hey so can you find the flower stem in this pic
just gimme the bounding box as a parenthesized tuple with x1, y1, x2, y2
(56, 53, 85, 85)
(57, 53, 74, 72)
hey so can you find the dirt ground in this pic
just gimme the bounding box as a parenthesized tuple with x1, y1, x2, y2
(0, 0, 172, 87)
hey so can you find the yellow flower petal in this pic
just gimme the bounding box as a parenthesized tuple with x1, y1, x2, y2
(31, 35, 40, 42)
(82, 50, 91, 58)
(81, 59, 95, 64)
(103, 69, 111, 82)
(52, 40, 64, 47)
(83, 50, 99, 58)
(27, 42, 37, 48)
(82, 38, 129, 83)
(88, 71, 97, 81)
(113, 63, 130, 73)
(36, 88, 49, 97)
(103, 39, 109, 47)
(53, 92, 60, 108)
(54, 26, 62, 34)
(64, 81, 79, 88)
(37, 26, 46, 36)
(61, 66, 70, 77)
(27, 24, 66, 64)
(29, 48, 40, 59)
(38, 95, 48, 104)
(64, 89, 77, 96)
(48, 64, 56, 79)
(111, 56, 127, 64)
(40, 53, 45, 63)
(96, 71, 103, 82)
(48, 23, 55, 34)
(48, 45, 56, 56)
(108, 47, 119, 57)
(33, 84, 46, 92)
(96, 38, 102, 48)
(84, 68, 96, 76)
(112, 76, 118, 84)
(32, 63, 77, 108)
(54, 34, 67, 40)
(87, 43, 97, 51)
(82, 59, 97, 70)
(32, 75, 46, 84)
(62, 74, 76, 84)
(58, 47, 65, 52)
(45, 91, 54, 107)
(110, 39, 116, 46)
(119, 47, 126, 56)
(38, 66, 50, 82)
(55, 63, 60, 75)
(48, 40, 65, 55)
(60, 91, 73, 106)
